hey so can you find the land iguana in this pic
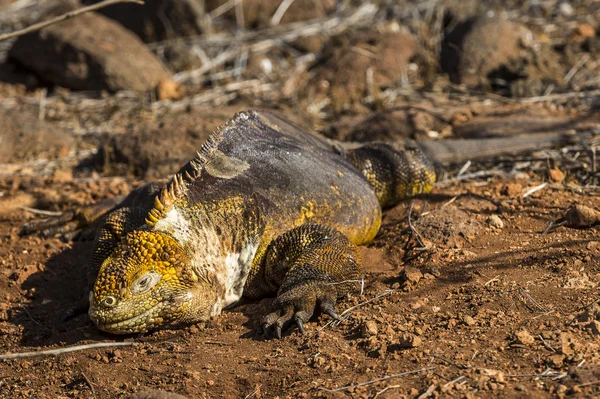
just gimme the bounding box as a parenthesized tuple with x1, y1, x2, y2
(20, 110, 570, 337)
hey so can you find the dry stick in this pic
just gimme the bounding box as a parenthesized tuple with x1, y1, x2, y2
(407, 202, 428, 250)
(19, 206, 62, 216)
(538, 334, 556, 353)
(0, 0, 145, 42)
(318, 367, 435, 393)
(271, 0, 297, 26)
(522, 182, 548, 198)
(81, 372, 97, 399)
(171, 4, 377, 83)
(0, 342, 138, 360)
(319, 290, 394, 331)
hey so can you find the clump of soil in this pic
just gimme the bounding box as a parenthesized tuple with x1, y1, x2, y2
(303, 22, 419, 112)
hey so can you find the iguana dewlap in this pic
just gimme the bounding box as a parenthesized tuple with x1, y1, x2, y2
(39, 110, 437, 336)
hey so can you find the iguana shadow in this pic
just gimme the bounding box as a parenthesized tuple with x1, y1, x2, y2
(12, 239, 111, 346)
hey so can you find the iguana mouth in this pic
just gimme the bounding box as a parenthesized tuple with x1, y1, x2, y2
(91, 303, 163, 334)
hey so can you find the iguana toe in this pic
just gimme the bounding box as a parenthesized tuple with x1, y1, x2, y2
(261, 281, 340, 339)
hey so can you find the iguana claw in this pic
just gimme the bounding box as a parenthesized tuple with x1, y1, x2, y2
(261, 281, 340, 339)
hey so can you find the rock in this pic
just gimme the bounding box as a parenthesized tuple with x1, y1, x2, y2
(478, 368, 505, 383)
(569, 23, 596, 42)
(549, 167, 565, 183)
(398, 333, 422, 348)
(360, 320, 378, 337)
(157, 79, 185, 101)
(560, 332, 577, 355)
(442, 16, 532, 86)
(487, 215, 504, 229)
(585, 320, 600, 335)
(51, 169, 73, 184)
(80, 0, 205, 42)
(514, 329, 535, 346)
(9, 6, 172, 92)
(577, 303, 600, 323)
(399, 267, 423, 286)
(345, 107, 449, 142)
(440, 14, 564, 96)
(462, 315, 476, 326)
(304, 23, 418, 111)
(501, 183, 522, 198)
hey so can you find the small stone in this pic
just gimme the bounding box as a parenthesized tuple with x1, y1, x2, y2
(514, 329, 535, 345)
(51, 169, 73, 183)
(559, 2, 574, 17)
(463, 315, 476, 326)
(360, 320, 378, 337)
(585, 320, 600, 335)
(399, 267, 423, 285)
(157, 79, 185, 101)
(479, 368, 505, 383)
(487, 215, 504, 229)
(549, 167, 565, 183)
(557, 384, 568, 394)
(569, 23, 596, 41)
(515, 384, 526, 392)
(560, 332, 575, 355)
(398, 333, 422, 348)
(549, 354, 565, 368)
(9, 6, 172, 92)
(501, 183, 522, 198)
(586, 241, 599, 251)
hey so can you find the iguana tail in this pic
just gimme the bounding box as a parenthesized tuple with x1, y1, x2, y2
(342, 141, 436, 209)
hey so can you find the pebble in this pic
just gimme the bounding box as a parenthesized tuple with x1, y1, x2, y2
(514, 329, 535, 345)
(400, 267, 423, 285)
(585, 320, 600, 335)
(398, 333, 422, 348)
(360, 320, 378, 337)
(487, 215, 504, 229)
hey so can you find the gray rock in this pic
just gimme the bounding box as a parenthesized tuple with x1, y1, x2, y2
(8, 6, 172, 91)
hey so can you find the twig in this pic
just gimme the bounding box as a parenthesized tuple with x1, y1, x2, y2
(0, 342, 138, 360)
(407, 202, 429, 250)
(244, 384, 262, 399)
(417, 383, 437, 399)
(519, 89, 600, 103)
(19, 206, 62, 216)
(443, 375, 465, 387)
(577, 380, 600, 388)
(0, 0, 145, 42)
(564, 54, 591, 85)
(522, 182, 548, 198)
(318, 367, 434, 392)
(456, 160, 471, 178)
(430, 354, 469, 370)
(81, 372, 97, 399)
(271, 0, 296, 26)
(319, 290, 394, 331)
(373, 384, 401, 399)
(538, 334, 556, 353)
(170, 4, 377, 83)
(484, 276, 500, 286)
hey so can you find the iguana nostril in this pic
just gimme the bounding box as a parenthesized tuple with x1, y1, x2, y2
(102, 296, 117, 307)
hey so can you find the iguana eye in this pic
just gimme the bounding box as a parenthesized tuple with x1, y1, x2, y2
(131, 271, 161, 295)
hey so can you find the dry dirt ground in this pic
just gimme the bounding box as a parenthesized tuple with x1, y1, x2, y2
(0, 102, 599, 399)
(0, 0, 600, 398)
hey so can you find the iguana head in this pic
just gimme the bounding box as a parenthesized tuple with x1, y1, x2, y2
(89, 230, 215, 334)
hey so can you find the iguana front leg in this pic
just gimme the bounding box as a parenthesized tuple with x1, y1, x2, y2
(257, 224, 361, 339)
